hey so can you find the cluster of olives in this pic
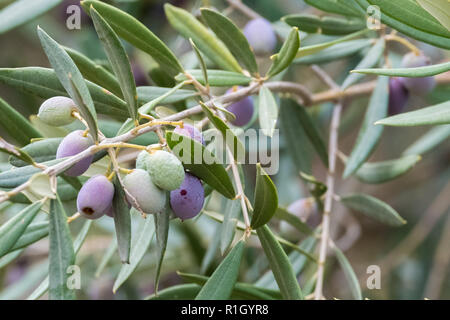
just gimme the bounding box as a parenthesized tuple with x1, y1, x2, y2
(37, 98, 205, 221)
(388, 52, 436, 115)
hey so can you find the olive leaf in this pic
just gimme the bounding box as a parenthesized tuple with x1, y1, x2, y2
(164, 4, 241, 73)
(200, 8, 258, 75)
(81, 0, 183, 76)
(9, 138, 62, 167)
(352, 61, 450, 77)
(258, 86, 278, 137)
(343, 75, 389, 178)
(0, 97, 43, 146)
(113, 216, 155, 293)
(37, 27, 99, 141)
(195, 240, 245, 300)
(90, 7, 138, 122)
(332, 244, 362, 300)
(267, 27, 300, 78)
(340, 193, 406, 226)
(112, 178, 131, 264)
(256, 225, 303, 300)
(403, 125, 450, 156)
(416, 0, 450, 31)
(166, 131, 236, 199)
(0, 138, 35, 166)
(0, 0, 62, 34)
(283, 14, 365, 35)
(64, 46, 122, 97)
(354, 0, 450, 49)
(251, 163, 279, 229)
(375, 100, 450, 126)
(48, 196, 75, 300)
(0, 67, 129, 120)
(175, 70, 251, 87)
(154, 209, 170, 293)
(0, 200, 44, 258)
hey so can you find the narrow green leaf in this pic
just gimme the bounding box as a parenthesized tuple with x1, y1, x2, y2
(27, 220, 91, 301)
(164, 4, 241, 73)
(37, 27, 99, 141)
(256, 225, 303, 300)
(200, 223, 221, 274)
(283, 14, 365, 35)
(354, 0, 450, 49)
(0, 158, 64, 188)
(113, 216, 155, 293)
(305, 0, 365, 17)
(112, 178, 131, 263)
(294, 39, 372, 65)
(200, 8, 258, 74)
(9, 138, 62, 167)
(332, 244, 362, 300)
(258, 86, 278, 137)
(376, 101, 450, 126)
(296, 29, 370, 58)
(48, 196, 75, 300)
(137, 86, 198, 105)
(256, 235, 317, 289)
(343, 76, 389, 178)
(81, 0, 183, 76)
(267, 27, 300, 78)
(279, 99, 313, 174)
(0, 200, 43, 258)
(0, 138, 34, 166)
(0, 0, 62, 34)
(251, 164, 278, 229)
(353, 154, 421, 184)
(275, 207, 313, 236)
(199, 101, 245, 162)
(0, 67, 129, 119)
(195, 240, 245, 300)
(416, 0, 450, 31)
(203, 210, 318, 262)
(176, 69, 251, 87)
(0, 97, 42, 146)
(146, 283, 201, 300)
(220, 199, 240, 255)
(64, 46, 122, 97)
(179, 272, 280, 300)
(189, 38, 209, 89)
(166, 131, 236, 199)
(10, 221, 49, 252)
(403, 125, 450, 155)
(90, 7, 138, 122)
(352, 61, 450, 77)
(94, 239, 117, 278)
(342, 38, 385, 89)
(291, 100, 328, 167)
(341, 193, 406, 226)
(154, 209, 170, 293)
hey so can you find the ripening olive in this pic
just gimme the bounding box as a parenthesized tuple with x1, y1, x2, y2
(77, 175, 114, 219)
(56, 130, 94, 176)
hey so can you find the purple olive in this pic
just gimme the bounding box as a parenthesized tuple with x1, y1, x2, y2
(105, 205, 114, 218)
(226, 87, 254, 127)
(77, 175, 114, 219)
(243, 18, 277, 55)
(56, 130, 94, 176)
(170, 172, 204, 220)
(388, 77, 409, 115)
(399, 52, 436, 95)
(174, 123, 205, 145)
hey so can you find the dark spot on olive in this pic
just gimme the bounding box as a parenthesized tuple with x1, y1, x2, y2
(180, 189, 187, 196)
(82, 207, 94, 215)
